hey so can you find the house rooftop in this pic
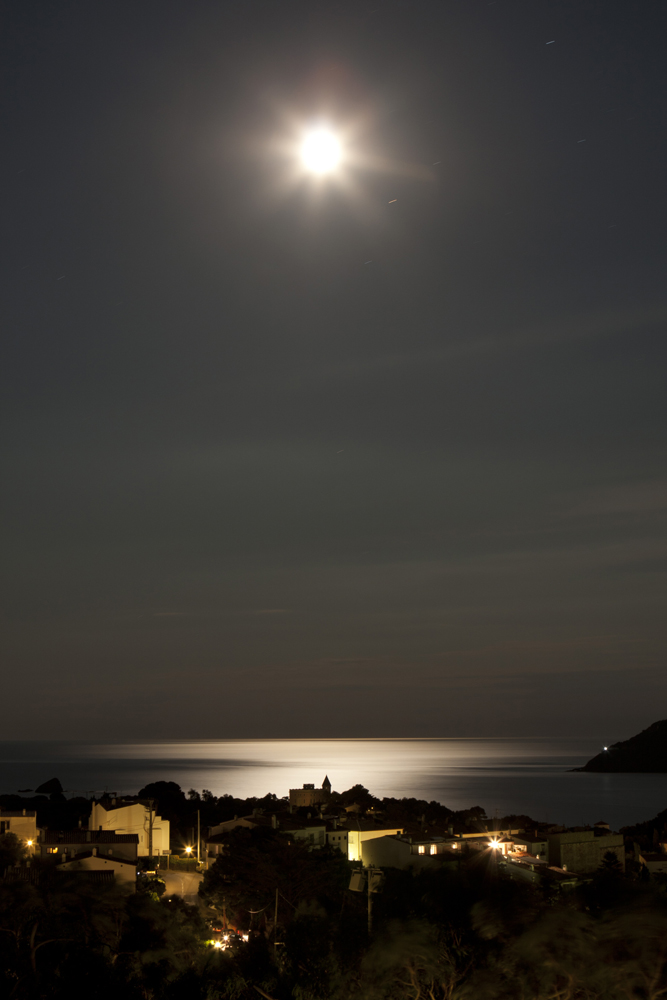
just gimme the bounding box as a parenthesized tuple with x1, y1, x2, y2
(58, 851, 138, 867)
(42, 830, 139, 844)
(281, 816, 326, 828)
(346, 820, 404, 832)
(0, 810, 37, 818)
(55, 870, 116, 884)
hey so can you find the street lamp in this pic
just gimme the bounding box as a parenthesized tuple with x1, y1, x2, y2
(300, 127, 342, 175)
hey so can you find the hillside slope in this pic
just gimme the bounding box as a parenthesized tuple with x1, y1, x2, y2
(575, 720, 667, 772)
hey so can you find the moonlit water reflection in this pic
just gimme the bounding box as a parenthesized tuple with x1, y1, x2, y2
(1, 739, 665, 830)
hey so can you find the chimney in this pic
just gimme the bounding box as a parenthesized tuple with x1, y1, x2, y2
(78, 819, 82, 828)
(333, 818, 338, 830)
(93, 848, 98, 856)
(22, 809, 26, 817)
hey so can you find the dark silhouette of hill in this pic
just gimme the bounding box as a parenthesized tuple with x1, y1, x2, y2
(575, 720, 667, 772)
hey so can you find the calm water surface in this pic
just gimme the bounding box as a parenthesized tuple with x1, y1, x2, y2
(1, 739, 665, 830)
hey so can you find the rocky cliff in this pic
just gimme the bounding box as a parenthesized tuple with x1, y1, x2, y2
(575, 719, 667, 772)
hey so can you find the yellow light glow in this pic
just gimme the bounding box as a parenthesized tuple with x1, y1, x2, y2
(300, 128, 341, 174)
(27, 840, 33, 847)
(489, 840, 499, 849)
(184, 846, 193, 854)
(213, 941, 222, 949)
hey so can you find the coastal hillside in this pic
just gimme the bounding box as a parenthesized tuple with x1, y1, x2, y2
(576, 719, 667, 772)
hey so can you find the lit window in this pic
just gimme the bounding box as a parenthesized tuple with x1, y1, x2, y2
(47, 847, 59, 854)
(430, 845, 437, 855)
(418, 845, 425, 854)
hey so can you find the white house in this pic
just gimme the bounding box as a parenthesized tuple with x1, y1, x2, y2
(40, 830, 139, 863)
(361, 834, 461, 869)
(326, 827, 349, 855)
(56, 849, 137, 884)
(0, 810, 38, 854)
(89, 798, 170, 857)
(346, 822, 405, 862)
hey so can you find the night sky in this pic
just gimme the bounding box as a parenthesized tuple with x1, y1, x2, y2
(2, 1, 666, 740)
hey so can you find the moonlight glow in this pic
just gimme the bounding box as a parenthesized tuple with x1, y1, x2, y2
(300, 128, 342, 174)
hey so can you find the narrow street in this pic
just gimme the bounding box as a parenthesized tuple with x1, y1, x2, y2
(161, 870, 203, 905)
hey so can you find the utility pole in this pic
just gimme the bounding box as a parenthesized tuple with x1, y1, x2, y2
(197, 810, 200, 864)
(367, 867, 372, 936)
(274, 888, 281, 956)
(366, 867, 382, 935)
(147, 798, 154, 861)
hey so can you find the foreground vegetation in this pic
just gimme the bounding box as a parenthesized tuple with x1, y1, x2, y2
(3, 825, 667, 1000)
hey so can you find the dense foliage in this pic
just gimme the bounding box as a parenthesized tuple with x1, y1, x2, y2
(5, 786, 667, 998)
(4, 843, 667, 1000)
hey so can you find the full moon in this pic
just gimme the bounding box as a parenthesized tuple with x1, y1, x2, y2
(300, 128, 341, 174)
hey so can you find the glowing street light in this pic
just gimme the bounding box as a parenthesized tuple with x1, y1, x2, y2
(300, 127, 342, 174)
(184, 846, 193, 855)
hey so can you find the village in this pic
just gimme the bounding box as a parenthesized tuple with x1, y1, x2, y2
(3, 774, 665, 906)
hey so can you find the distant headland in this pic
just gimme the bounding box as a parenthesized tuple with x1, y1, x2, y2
(574, 719, 667, 772)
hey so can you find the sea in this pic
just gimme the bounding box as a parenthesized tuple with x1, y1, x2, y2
(1, 738, 665, 831)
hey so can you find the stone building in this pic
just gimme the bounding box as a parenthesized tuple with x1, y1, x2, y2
(548, 829, 624, 873)
(288, 775, 331, 809)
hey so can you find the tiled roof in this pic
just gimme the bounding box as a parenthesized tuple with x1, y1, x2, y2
(58, 851, 138, 867)
(42, 830, 138, 844)
(5, 866, 115, 885)
(279, 819, 326, 831)
(347, 821, 404, 832)
(55, 870, 116, 884)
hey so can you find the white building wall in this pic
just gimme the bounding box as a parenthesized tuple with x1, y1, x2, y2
(89, 802, 170, 856)
(59, 854, 137, 884)
(0, 812, 38, 853)
(326, 830, 349, 854)
(347, 827, 404, 861)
